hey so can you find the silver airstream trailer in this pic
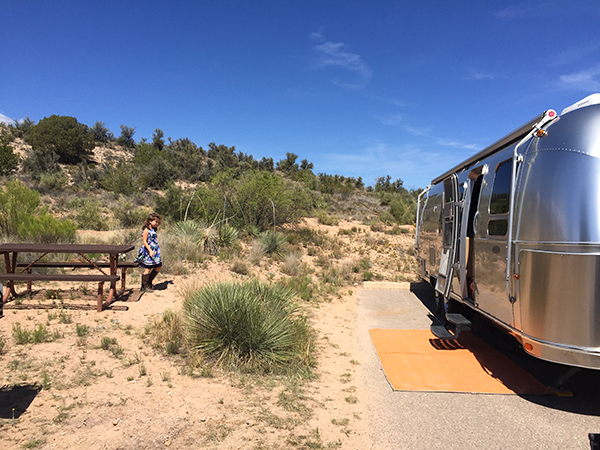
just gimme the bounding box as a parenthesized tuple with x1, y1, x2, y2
(415, 94, 600, 371)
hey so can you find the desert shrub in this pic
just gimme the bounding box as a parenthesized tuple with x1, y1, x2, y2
(74, 199, 106, 231)
(278, 274, 315, 302)
(133, 143, 176, 190)
(0, 180, 75, 242)
(378, 210, 395, 225)
(234, 171, 313, 231)
(388, 195, 416, 225)
(282, 253, 302, 276)
(249, 240, 266, 266)
(114, 197, 149, 228)
(230, 259, 249, 275)
(166, 138, 208, 181)
(316, 210, 339, 226)
(100, 160, 140, 195)
(38, 171, 69, 191)
(22, 149, 61, 180)
(17, 212, 77, 243)
(151, 309, 186, 355)
(183, 281, 314, 373)
(0, 133, 20, 176)
(71, 159, 102, 190)
(0, 180, 39, 237)
(29, 115, 94, 164)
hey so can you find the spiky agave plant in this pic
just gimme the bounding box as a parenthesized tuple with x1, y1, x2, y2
(257, 230, 287, 255)
(183, 281, 313, 372)
(172, 220, 205, 247)
(218, 223, 239, 247)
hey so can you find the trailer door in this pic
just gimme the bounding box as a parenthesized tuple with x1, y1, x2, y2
(435, 174, 459, 298)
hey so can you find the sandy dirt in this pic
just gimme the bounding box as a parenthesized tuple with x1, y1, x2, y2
(0, 218, 417, 449)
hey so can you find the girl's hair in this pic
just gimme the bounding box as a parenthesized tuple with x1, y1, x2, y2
(143, 212, 162, 229)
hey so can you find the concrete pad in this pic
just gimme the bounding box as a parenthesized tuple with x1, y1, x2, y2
(363, 281, 411, 290)
(356, 284, 600, 449)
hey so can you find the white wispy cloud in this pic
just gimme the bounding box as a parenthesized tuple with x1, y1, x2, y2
(494, 0, 556, 19)
(0, 113, 14, 125)
(380, 115, 479, 151)
(378, 114, 404, 126)
(310, 32, 373, 90)
(550, 41, 600, 67)
(467, 72, 495, 81)
(559, 64, 600, 91)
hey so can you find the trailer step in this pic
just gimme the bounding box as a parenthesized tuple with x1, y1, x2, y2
(446, 313, 471, 328)
(430, 324, 458, 340)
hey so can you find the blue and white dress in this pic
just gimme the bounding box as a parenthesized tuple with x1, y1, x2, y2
(137, 228, 162, 268)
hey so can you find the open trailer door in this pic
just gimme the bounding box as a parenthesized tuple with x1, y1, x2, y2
(435, 174, 459, 299)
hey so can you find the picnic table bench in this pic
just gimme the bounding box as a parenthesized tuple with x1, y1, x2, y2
(0, 243, 136, 312)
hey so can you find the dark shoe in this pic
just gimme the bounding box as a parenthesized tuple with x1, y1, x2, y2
(141, 273, 151, 291)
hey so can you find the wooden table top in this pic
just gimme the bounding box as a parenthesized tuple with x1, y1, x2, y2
(0, 244, 135, 254)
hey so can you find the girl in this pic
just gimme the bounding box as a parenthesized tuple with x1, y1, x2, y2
(137, 212, 162, 290)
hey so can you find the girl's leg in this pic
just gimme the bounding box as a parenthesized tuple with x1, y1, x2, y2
(148, 267, 162, 287)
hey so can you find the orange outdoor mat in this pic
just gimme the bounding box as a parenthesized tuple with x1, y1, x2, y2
(369, 329, 552, 394)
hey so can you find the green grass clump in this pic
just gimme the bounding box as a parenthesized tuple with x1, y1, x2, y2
(183, 281, 314, 373)
(12, 323, 51, 344)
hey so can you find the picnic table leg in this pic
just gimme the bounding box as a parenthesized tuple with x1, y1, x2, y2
(120, 267, 127, 294)
(3, 252, 14, 303)
(97, 282, 104, 312)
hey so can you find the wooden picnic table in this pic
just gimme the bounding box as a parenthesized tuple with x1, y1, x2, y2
(0, 243, 135, 312)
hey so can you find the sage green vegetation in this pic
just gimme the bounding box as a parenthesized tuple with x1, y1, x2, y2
(0, 133, 20, 176)
(0, 180, 76, 242)
(183, 281, 314, 374)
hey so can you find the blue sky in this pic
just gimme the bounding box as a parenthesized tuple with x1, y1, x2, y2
(2, 0, 600, 189)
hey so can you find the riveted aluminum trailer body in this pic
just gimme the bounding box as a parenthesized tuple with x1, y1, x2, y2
(415, 94, 600, 369)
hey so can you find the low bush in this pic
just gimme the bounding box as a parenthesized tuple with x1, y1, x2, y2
(17, 212, 77, 243)
(316, 210, 339, 226)
(74, 199, 106, 231)
(183, 281, 314, 373)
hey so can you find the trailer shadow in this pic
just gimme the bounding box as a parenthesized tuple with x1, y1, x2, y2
(0, 383, 41, 419)
(409, 282, 600, 416)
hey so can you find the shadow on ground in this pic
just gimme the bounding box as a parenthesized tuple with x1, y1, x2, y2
(409, 281, 600, 417)
(0, 384, 41, 419)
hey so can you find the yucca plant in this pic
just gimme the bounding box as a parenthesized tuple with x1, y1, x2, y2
(218, 223, 239, 247)
(171, 220, 219, 255)
(172, 220, 205, 247)
(257, 230, 287, 256)
(183, 281, 314, 373)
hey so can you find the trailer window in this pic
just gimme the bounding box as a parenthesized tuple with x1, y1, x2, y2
(488, 219, 508, 236)
(490, 160, 512, 215)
